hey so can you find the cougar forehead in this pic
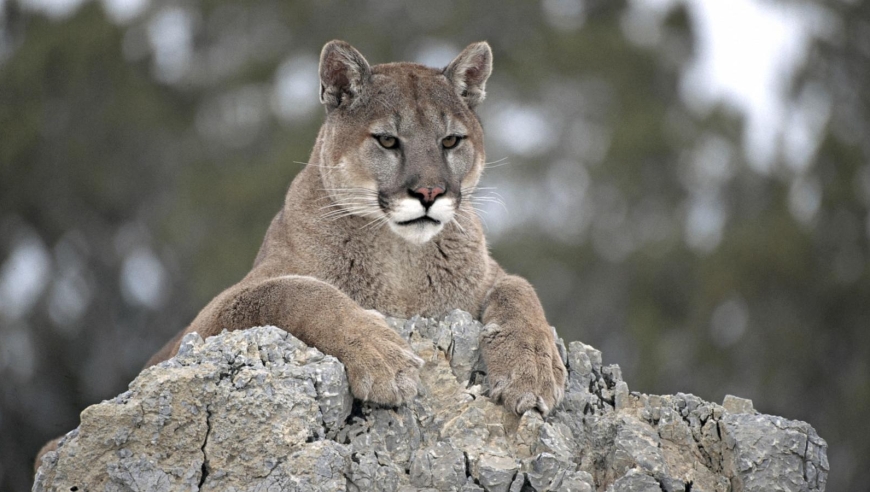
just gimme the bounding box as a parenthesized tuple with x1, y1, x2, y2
(369, 63, 472, 127)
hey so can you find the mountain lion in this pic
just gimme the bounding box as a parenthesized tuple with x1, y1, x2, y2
(37, 40, 566, 468)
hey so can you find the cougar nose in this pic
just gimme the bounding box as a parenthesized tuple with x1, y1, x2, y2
(410, 186, 446, 208)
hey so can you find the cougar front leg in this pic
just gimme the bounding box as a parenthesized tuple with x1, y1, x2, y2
(481, 274, 567, 416)
(177, 275, 423, 406)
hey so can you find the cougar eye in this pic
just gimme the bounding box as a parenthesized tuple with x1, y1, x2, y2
(442, 135, 463, 149)
(375, 135, 399, 149)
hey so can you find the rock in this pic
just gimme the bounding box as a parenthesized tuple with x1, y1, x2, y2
(409, 442, 467, 491)
(608, 469, 661, 492)
(560, 472, 595, 492)
(508, 473, 526, 492)
(721, 413, 829, 492)
(34, 310, 829, 492)
(722, 394, 755, 414)
(477, 454, 518, 492)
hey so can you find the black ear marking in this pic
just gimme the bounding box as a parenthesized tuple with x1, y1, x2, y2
(443, 42, 493, 109)
(319, 40, 372, 111)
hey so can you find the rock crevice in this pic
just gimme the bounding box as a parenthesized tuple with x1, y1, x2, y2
(34, 310, 829, 491)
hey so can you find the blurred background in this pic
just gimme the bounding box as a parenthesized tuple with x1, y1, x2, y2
(1, 0, 867, 489)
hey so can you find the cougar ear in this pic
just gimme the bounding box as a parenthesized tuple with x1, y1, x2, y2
(443, 41, 493, 109)
(319, 40, 372, 111)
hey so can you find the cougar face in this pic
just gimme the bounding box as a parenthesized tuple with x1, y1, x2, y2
(318, 42, 491, 244)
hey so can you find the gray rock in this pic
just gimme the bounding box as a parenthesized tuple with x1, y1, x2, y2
(658, 477, 686, 492)
(34, 312, 829, 492)
(608, 469, 661, 492)
(556, 474, 595, 492)
(253, 440, 351, 491)
(410, 442, 467, 491)
(346, 451, 402, 492)
(345, 405, 421, 467)
(536, 420, 574, 462)
(609, 416, 668, 479)
(478, 454, 519, 492)
(721, 413, 828, 492)
(722, 394, 755, 415)
(444, 309, 484, 384)
(509, 472, 527, 492)
(613, 381, 629, 411)
(461, 479, 486, 492)
(558, 471, 594, 492)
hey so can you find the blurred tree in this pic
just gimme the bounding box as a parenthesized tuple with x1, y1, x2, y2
(0, 3, 202, 488)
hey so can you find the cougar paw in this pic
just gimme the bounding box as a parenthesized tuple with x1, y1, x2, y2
(343, 315, 424, 406)
(482, 322, 567, 416)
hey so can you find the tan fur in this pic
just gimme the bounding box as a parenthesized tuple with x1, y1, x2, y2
(36, 40, 566, 472)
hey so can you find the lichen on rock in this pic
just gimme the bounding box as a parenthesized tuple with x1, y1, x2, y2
(33, 310, 829, 491)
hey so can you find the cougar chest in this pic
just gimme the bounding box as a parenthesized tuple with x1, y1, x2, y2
(326, 232, 485, 319)
(381, 235, 488, 318)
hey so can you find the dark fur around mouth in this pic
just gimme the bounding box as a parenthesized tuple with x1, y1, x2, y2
(396, 216, 441, 226)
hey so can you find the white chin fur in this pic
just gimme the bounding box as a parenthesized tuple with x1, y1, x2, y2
(388, 221, 445, 244)
(388, 197, 455, 244)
